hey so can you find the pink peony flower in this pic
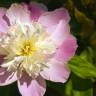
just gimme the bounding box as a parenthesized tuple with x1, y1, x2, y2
(0, 2, 77, 96)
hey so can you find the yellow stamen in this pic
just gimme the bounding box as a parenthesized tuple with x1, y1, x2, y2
(16, 40, 37, 56)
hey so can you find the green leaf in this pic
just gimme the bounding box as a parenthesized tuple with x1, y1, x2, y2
(80, 47, 94, 63)
(69, 55, 96, 79)
(65, 80, 72, 96)
(71, 74, 93, 96)
(73, 89, 93, 96)
(65, 74, 93, 96)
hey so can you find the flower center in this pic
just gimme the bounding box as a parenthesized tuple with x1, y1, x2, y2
(18, 40, 37, 56)
(0, 22, 56, 78)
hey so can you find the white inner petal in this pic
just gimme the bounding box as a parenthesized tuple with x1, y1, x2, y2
(0, 21, 57, 78)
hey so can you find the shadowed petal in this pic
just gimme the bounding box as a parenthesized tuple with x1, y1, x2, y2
(0, 8, 9, 33)
(29, 2, 47, 21)
(18, 75, 46, 96)
(0, 55, 5, 65)
(0, 67, 17, 86)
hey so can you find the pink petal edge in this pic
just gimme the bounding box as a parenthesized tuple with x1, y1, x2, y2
(0, 8, 9, 33)
(40, 59, 70, 83)
(18, 76, 46, 96)
(29, 2, 47, 21)
(38, 8, 70, 29)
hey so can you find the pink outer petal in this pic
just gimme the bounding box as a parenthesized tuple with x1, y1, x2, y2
(38, 8, 70, 29)
(49, 20, 70, 46)
(6, 3, 31, 25)
(0, 8, 9, 33)
(40, 59, 70, 83)
(29, 2, 47, 21)
(55, 35, 78, 63)
(18, 76, 46, 96)
(40, 35, 77, 83)
(0, 67, 17, 86)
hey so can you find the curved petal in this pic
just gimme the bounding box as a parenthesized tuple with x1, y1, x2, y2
(40, 59, 70, 83)
(29, 2, 47, 21)
(38, 8, 70, 29)
(6, 3, 31, 25)
(0, 67, 17, 86)
(40, 34, 77, 83)
(55, 35, 78, 63)
(49, 20, 70, 46)
(0, 8, 9, 33)
(18, 75, 46, 96)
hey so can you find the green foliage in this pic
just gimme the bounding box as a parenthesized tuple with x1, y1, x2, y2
(65, 74, 93, 96)
(69, 53, 96, 79)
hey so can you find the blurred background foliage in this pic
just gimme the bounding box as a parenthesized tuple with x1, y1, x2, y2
(0, 0, 96, 96)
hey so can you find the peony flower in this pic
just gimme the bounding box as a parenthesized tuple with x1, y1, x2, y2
(0, 2, 77, 96)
